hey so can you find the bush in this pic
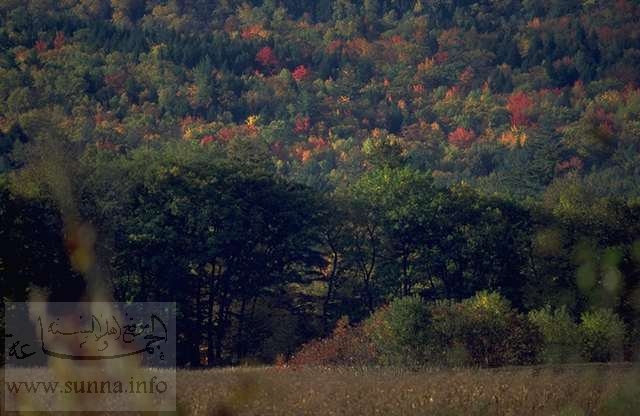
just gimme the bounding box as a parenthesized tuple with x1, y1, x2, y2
(502, 313, 544, 366)
(288, 317, 376, 366)
(363, 297, 432, 366)
(458, 292, 542, 367)
(426, 300, 469, 366)
(528, 306, 580, 364)
(459, 292, 512, 367)
(368, 298, 470, 367)
(291, 297, 631, 368)
(579, 308, 625, 362)
(367, 292, 543, 368)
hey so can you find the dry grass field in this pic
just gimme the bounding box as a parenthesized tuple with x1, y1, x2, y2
(177, 364, 640, 416)
(2, 364, 639, 415)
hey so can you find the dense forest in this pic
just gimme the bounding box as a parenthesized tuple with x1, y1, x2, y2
(1, 0, 640, 367)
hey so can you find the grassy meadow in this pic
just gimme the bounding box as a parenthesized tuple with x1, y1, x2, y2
(2, 362, 639, 415)
(176, 364, 640, 416)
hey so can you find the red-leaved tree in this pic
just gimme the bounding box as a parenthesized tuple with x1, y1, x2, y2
(53, 32, 65, 50)
(293, 116, 311, 134)
(448, 127, 476, 148)
(292, 65, 311, 82)
(506, 91, 533, 128)
(256, 46, 278, 69)
(199, 135, 216, 146)
(34, 39, 47, 53)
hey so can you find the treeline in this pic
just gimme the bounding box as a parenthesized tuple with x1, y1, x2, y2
(2, 142, 639, 365)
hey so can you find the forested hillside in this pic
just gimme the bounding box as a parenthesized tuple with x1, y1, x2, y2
(1, 1, 640, 366)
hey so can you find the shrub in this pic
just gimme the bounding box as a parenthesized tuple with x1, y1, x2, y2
(579, 308, 625, 362)
(288, 317, 376, 366)
(426, 300, 469, 366)
(362, 305, 397, 365)
(364, 297, 432, 366)
(367, 292, 543, 368)
(459, 292, 542, 367)
(383, 297, 432, 364)
(528, 306, 580, 364)
(502, 313, 544, 365)
(459, 292, 512, 367)
(369, 298, 470, 367)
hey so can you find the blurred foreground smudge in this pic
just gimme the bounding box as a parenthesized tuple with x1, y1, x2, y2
(6, 138, 159, 414)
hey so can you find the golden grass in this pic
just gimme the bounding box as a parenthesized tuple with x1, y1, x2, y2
(2, 364, 639, 415)
(178, 363, 640, 416)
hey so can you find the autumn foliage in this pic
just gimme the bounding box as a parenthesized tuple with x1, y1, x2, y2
(53, 32, 65, 50)
(506, 91, 534, 128)
(288, 317, 376, 367)
(256, 46, 278, 68)
(241, 24, 268, 40)
(292, 65, 311, 82)
(199, 135, 216, 146)
(556, 156, 584, 172)
(499, 128, 528, 147)
(292, 136, 328, 163)
(308, 136, 328, 151)
(34, 39, 47, 53)
(293, 116, 311, 134)
(591, 108, 617, 139)
(448, 127, 476, 148)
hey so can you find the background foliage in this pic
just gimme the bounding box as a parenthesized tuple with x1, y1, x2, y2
(1, 0, 640, 366)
